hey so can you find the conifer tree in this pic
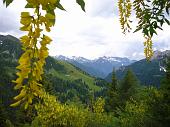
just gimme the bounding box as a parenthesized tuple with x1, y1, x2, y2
(111, 69, 117, 90)
(106, 69, 119, 112)
(120, 69, 139, 105)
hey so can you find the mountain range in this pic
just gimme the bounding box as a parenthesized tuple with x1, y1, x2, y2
(55, 55, 136, 78)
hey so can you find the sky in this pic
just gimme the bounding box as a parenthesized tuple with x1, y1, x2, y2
(0, 0, 170, 60)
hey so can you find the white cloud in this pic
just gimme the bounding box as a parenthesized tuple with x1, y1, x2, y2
(0, 0, 169, 60)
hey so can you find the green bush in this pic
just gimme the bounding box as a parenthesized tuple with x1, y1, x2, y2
(33, 93, 117, 127)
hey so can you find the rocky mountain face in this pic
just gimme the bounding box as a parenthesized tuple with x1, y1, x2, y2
(151, 50, 170, 60)
(55, 55, 136, 78)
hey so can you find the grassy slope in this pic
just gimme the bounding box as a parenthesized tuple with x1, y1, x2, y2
(48, 60, 100, 91)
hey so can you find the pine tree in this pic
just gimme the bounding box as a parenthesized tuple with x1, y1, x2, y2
(111, 69, 117, 90)
(105, 69, 119, 112)
(120, 69, 139, 105)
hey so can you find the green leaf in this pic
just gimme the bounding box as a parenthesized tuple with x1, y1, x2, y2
(46, 10, 56, 26)
(153, 21, 158, 29)
(56, 0, 66, 11)
(157, 26, 163, 30)
(46, 13, 55, 20)
(25, 3, 34, 8)
(143, 28, 149, 36)
(76, 0, 85, 12)
(165, 18, 170, 25)
(134, 26, 142, 33)
(166, 5, 170, 15)
(3, 0, 13, 7)
(160, 19, 164, 26)
(149, 26, 157, 37)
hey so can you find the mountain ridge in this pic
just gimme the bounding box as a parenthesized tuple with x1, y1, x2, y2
(105, 50, 170, 87)
(55, 55, 136, 78)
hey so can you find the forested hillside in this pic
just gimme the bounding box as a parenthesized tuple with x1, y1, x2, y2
(105, 55, 168, 87)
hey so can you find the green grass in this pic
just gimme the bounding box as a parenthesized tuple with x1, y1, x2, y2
(48, 60, 100, 91)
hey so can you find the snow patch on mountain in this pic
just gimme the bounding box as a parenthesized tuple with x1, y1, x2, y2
(55, 55, 136, 65)
(54, 55, 136, 78)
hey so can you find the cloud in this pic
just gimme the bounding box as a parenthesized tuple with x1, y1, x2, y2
(0, 3, 19, 33)
(86, 0, 118, 17)
(0, 0, 26, 36)
(0, 0, 170, 60)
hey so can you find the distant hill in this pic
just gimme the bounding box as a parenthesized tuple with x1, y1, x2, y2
(105, 50, 170, 87)
(55, 55, 136, 78)
(44, 57, 100, 91)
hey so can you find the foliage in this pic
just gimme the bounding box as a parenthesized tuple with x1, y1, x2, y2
(93, 97, 105, 113)
(117, 99, 149, 127)
(34, 93, 116, 127)
(118, 0, 132, 34)
(117, 86, 164, 127)
(10, 0, 55, 108)
(119, 69, 139, 105)
(118, 0, 170, 59)
(35, 92, 88, 127)
(105, 70, 120, 112)
(144, 36, 153, 60)
(2, 0, 13, 7)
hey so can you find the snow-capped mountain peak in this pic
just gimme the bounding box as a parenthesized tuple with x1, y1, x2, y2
(69, 56, 90, 63)
(54, 55, 136, 78)
(55, 55, 70, 61)
(55, 55, 91, 63)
